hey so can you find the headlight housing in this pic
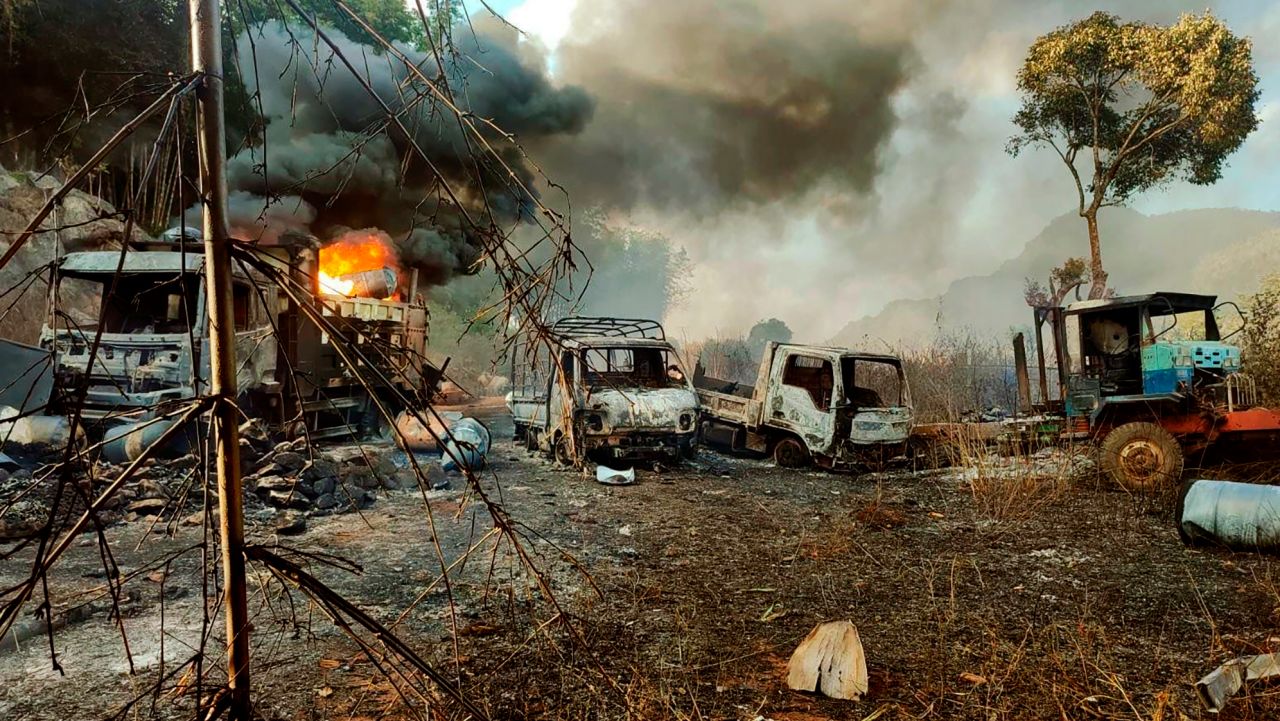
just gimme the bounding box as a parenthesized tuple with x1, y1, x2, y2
(679, 413, 694, 431)
(585, 413, 604, 432)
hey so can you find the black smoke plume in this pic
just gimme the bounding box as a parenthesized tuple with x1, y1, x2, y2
(225, 19, 593, 285)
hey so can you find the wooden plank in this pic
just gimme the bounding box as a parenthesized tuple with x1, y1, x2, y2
(786, 621, 868, 700)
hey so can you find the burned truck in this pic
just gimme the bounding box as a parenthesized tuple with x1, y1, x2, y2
(506, 317, 699, 465)
(695, 342, 914, 470)
(38, 229, 439, 446)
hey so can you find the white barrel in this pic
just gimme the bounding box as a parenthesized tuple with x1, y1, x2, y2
(338, 268, 397, 298)
(0, 405, 84, 448)
(1179, 479, 1280, 549)
(441, 417, 491, 472)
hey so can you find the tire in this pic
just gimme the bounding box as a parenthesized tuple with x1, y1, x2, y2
(773, 436, 809, 468)
(1098, 422, 1184, 492)
(554, 434, 574, 466)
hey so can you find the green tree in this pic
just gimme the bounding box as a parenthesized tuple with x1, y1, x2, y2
(225, 0, 419, 46)
(1009, 11, 1259, 299)
(746, 318, 793, 355)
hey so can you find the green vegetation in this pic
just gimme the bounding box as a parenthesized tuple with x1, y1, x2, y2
(1009, 11, 1260, 299)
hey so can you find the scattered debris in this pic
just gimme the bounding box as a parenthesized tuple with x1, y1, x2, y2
(1196, 653, 1280, 712)
(595, 464, 636, 485)
(786, 620, 869, 700)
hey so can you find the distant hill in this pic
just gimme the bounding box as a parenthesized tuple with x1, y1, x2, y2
(831, 207, 1280, 347)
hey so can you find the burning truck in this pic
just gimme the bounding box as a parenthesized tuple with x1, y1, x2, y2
(34, 227, 441, 451)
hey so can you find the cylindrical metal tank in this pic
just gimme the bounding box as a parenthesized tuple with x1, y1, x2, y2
(393, 410, 461, 452)
(0, 410, 84, 448)
(101, 417, 193, 464)
(338, 268, 397, 299)
(442, 417, 491, 472)
(1179, 479, 1280, 550)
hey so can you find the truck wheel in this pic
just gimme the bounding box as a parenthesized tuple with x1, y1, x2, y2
(773, 437, 809, 468)
(554, 435, 574, 466)
(1099, 422, 1184, 492)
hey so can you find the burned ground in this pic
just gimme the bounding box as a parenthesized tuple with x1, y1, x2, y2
(2, 404, 1279, 720)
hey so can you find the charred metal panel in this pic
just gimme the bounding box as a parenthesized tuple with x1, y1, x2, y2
(0, 338, 54, 414)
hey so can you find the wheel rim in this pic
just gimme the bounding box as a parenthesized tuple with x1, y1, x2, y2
(1117, 439, 1165, 487)
(776, 440, 804, 467)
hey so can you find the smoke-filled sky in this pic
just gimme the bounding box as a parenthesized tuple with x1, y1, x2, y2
(482, 0, 1280, 341)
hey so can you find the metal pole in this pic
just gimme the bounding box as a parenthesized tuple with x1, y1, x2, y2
(189, 1, 251, 717)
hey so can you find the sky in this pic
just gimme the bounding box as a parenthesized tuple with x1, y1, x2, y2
(451, 0, 1280, 341)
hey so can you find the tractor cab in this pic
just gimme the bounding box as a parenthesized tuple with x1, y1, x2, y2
(1026, 290, 1279, 492)
(1059, 292, 1249, 420)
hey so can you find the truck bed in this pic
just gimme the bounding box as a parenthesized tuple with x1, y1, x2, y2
(695, 379, 761, 429)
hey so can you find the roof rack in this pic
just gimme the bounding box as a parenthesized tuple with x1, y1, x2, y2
(549, 316, 666, 340)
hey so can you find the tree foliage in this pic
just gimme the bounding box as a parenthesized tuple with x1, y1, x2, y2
(0, 0, 187, 164)
(1023, 257, 1088, 308)
(747, 318, 793, 353)
(225, 0, 421, 47)
(1009, 11, 1259, 299)
(1242, 274, 1280, 406)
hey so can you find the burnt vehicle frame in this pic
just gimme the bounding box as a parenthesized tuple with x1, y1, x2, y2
(506, 316, 699, 466)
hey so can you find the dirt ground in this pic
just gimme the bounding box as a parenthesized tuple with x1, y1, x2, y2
(3, 401, 1280, 720)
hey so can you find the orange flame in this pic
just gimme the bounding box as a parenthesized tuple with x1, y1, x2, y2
(318, 232, 399, 298)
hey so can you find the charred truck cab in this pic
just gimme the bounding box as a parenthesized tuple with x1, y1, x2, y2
(39, 229, 438, 444)
(695, 342, 913, 470)
(506, 317, 699, 465)
(41, 250, 276, 420)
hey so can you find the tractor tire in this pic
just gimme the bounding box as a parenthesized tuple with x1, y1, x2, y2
(1098, 422, 1184, 492)
(773, 437, 810, 469)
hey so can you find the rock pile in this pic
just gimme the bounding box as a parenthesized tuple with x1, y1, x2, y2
(0, 438, 449, 541)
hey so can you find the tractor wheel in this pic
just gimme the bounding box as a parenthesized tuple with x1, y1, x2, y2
(1099, 422, 1184, 492)
(773, 437, 810, 468)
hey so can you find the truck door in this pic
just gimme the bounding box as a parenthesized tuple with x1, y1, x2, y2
(768, 351, 837, 452)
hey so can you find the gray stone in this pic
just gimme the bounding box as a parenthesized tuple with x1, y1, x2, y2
(136, 479, 169, 500)
(314, 493, 338, 510)
(252, 462, 285, 478)
(302, 459, 338, 482)
(273, 451, 306, 472)
(171, 454, 199, 470)
(393, 469, 418, 489)
(253, 475, 294, 494)
(348, 470, 381, 490)
(372, 455, 399, 479)
(127, 498, 167, 515)
(275, 511, 307, 536)
(310, 476, 336, 496)
(264, 489, 310, 510)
